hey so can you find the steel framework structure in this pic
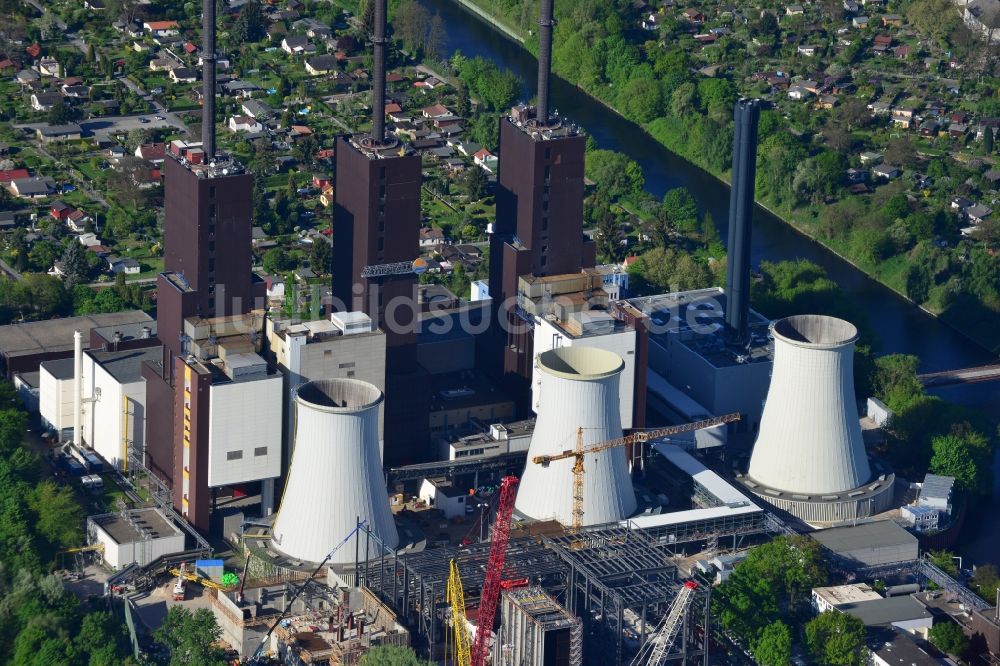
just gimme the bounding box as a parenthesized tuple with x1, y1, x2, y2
(357, 527, 568, 660)
(542, 526, 710, 666)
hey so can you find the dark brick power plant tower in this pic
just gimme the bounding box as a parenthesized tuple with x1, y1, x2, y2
(141, 0, 263, 531)
(489, 0, 595, 395)
(332, 0, 428, 465)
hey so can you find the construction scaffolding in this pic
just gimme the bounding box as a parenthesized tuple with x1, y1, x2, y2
(542, 526, 709, 666)
(356, 526, 568, 661)
(495, 586, 582, 666)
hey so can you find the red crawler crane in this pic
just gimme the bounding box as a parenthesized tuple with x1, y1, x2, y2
(470, 475, 519, 666)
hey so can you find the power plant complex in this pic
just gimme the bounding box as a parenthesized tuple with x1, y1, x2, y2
(0, 0, 933, 663)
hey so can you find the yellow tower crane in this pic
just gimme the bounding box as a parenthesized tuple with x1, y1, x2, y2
(447, 559, 472, 666)
(532, 413, 742, 533)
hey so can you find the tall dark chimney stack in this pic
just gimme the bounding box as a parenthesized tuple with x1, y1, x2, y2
(535, 0, 554, 126)
(371, 0, 387, 144)
(201, 0, 216, 158)
(724, 98, 760, 348)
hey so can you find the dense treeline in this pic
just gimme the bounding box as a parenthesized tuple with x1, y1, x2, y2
(465, 0, 1000, 351)
(0, 381, 136, 665)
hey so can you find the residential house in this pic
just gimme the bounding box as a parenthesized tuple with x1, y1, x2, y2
(682, 8, 706, 23)
(951, 196, 973, 211)
(66, 209, 90, 233)
(108, 257, 141, 274)
(50, 200, 72, 221)
(787, 85, 812, 100)
(30, 92, 63, 111)
(0, 169, 30, 184)
(892, 108, 915, 128)
(11, 177, 56, 198)
(420, 227, 446, 247)
(642, 12, 662, 30)
(143, 21, 180, 38)
(135, 143, 166, 163)
(844, 0, 860, 12)
(183, 41, 198, 55)
(893, 44, 911, 59)
(35, 58, 60, 77)
(881, 14, 903, 26)
(36, 124, 82, 142)
(868, 101, 891, 115)
(148, 57, 176, 72)
(817, 95, 838, 109)
(797, 44, 818, 56)
(228, 115, 264, 133)
(873, 164, 901, 179)
(966, 204, 993, 224)
(15, 69, 40, 86)
(846, 168, 867, 183)
(83, 0, 105, 9)
(852, 15, 870, 28)
(786, 4, 805, 15)
(305, 54, 338, 75)
(222, 80, 261, 97)
(169, 67, 197, 84)
(873, 34, 893, 50)
(61, 84, 91, 98)
(242, 99, 274, 119)
(319, 184, 334, 207)
(311, 174, 331, 189)
(473, 148, 498, 174)
(281, 36, 311, 54)
(24, 43, 40, 59)
(422, 104, 451, 119)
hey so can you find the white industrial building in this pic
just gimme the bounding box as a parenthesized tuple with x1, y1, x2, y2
(204, 364, 283, 488)
(87, 508, 185, 570)
(39, 342, 159, 470)
(265, 312, 386, 455)
(741, 315, 894, 523)
(437, 420, 534, 461)
(515, 347, 637, 527)
(270, 379, 398, 566)
(418, 477, 469, 518)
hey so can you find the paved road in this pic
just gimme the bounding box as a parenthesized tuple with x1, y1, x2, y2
(115, 76, 192, 138)
(16, 112, 187, 142)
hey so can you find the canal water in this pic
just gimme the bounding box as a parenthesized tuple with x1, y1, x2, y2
(420, 0, 1000, 563)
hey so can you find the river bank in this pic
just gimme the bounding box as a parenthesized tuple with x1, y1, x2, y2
(440, 0, 1000, 356)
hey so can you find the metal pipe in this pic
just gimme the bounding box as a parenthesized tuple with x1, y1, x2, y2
(372, 0, 387, 144)
(201, 0, 217, 158)
(723, 98, 760, 348)
(73, 330, 82, 446)
(536, 0, 554, 126)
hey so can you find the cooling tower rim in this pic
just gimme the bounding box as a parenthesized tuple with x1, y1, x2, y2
(295, 378, 384, 413)
(771, 314, 858, 349)
(536, 347, 625, 381)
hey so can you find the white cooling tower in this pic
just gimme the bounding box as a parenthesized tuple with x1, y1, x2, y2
(271, 379, 398, 565)
(515, 347, 637, 527)
(748, 315, 869, 494)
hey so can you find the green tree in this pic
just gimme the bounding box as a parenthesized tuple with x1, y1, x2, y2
(930, 430, 991, 493)
(60, 243, 89, 290)
(753, 620, 792, 666)
(585, 150, 644, 201)
(309, 240, 331, 275)
(75, 611, 131, 665)
(661, 188, 699, 233)
(359, 645, 434, 666)
(928, 551, 960, 575)
(805, 611, 866, 666)
(904, 264, 931, 303)
(231, 0, 266, 43)
(469, 113, 500, 151)
(464, 166, 489, 200)
(984, 126, 995, 154)
(47, 103, 81, 125)
(262, 248, 293, 275)
(929, 620, 970, 656)
(619, 77, 663, 123)
(972, 565, 1000, 604)
(153, 607, 226, 666)
(29, 481, 83, 550)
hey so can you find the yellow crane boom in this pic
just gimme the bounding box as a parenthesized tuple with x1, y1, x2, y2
(532, 413, 742, 532)
(447, 559, 472, 666)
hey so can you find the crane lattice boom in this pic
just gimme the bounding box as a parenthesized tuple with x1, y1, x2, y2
(447, 559, 472, 666)
(532, 413, 741, 466)
(470, 476, 519, 666)
(631, 581, 699, 666)
(531, 413, 741, 532)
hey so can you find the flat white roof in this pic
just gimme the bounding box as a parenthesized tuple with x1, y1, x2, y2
(813, 583, 882, 607)
(654, 443, 748, 505)
(624, 503, 761, 529)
